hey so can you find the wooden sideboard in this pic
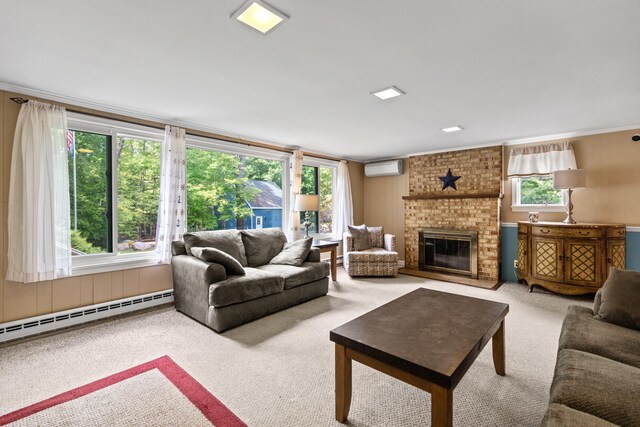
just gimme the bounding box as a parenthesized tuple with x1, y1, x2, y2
(516, 221, 626, 295)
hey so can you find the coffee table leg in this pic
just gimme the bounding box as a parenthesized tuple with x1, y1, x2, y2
(431, 384, 453, 427)
(331, 247, 337, 281)
(492, 320, 505, 376)
(335, 344, 352, 422)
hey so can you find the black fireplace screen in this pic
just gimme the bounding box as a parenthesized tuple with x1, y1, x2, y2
(424, 238, 471, 272)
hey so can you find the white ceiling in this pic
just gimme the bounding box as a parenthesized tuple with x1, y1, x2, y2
(1, 1, 639, 161)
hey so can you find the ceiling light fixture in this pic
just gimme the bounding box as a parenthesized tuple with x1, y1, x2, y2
(232, 0, 288, 35)
(441, 126, 464, 133)
(371, 86, 405, 100)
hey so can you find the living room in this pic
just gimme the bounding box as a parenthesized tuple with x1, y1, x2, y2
(1, 1, 639, 426)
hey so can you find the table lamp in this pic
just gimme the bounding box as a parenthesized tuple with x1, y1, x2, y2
(553, 169, 587, 224)
(294, 194, 319, 238)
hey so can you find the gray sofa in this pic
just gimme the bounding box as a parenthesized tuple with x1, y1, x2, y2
(541, 291, 640, 426)
(171, 228, 329, 332)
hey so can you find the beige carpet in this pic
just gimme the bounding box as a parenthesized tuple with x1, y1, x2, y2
(0, 269, 592, 426)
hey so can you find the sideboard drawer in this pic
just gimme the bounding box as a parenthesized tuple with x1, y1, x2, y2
(531, 226, 566, 237)
(607, 227, 626, 238)
(564, 228, 602, 238)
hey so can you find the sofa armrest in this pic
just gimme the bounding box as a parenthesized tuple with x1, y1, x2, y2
(384, 234, 396, 252)
(171, 255, 227, 286)
(306, 247, 321, 262)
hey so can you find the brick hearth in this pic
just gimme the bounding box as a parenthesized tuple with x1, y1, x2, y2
(404, 146, 502, 282)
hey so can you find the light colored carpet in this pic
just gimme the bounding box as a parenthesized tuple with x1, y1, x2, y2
(0, 269, 592, 426)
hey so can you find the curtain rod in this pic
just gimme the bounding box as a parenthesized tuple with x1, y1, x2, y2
(10, 96, 349, 163)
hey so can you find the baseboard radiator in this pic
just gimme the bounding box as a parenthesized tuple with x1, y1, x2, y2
(0, 290, 174, 344)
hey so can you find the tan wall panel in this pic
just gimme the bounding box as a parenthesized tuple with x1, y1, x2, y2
(36, 281, 52, 315)
(111, 270, 124, 300)
(3, 280, 37, 322)
(502, 129, 640, 226)
(363, 160, 409, 260)
(0, 90, 4, 322)
(123, 269, 141, 298)
(139, 266, 171, 294)
(52, 277, 82, 312)
(80, 275, 93, 306)
(93, 272, 112, 304)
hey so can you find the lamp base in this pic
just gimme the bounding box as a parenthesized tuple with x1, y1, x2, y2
(563, 188, 577, 224)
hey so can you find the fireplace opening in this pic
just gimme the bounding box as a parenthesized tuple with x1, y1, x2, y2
(419, 229, 478, 279)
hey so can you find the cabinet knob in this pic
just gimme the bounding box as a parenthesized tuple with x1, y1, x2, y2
(541, 229, 550, 234)
(579, 231, 589, 236)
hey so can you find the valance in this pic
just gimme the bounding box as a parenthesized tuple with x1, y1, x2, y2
(507, 141, 577, 178)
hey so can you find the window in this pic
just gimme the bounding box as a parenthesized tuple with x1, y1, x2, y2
(301, 162, 336, 236)
(185, 145, 286, 232)
(67, 114, 163, 265)
(511, 175, 566, 212)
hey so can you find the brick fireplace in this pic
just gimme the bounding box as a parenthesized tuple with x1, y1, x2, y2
(403, 146, 502, 283)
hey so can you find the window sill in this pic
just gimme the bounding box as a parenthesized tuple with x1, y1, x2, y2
(71, 254, 157, 276)
(511, 205, 566, 213)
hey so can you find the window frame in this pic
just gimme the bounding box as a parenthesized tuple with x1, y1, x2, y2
(67, 113, 166, 274)
(301, 157, 338, 239)
(510, 175, 567, 212)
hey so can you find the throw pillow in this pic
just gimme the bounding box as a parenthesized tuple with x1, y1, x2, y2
(183, 230, 248, 266)
(594, 268, 640, 330)
(270, 238, 313, 267)
(367, 226, 384, 248)
(348, 224, 372, 251)
(191, 247, 246, 276)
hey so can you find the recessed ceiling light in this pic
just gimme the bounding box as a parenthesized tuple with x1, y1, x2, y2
(441, 126, 464, 133)
(231, 0, 288, 35)
(371, 86, 405, 100)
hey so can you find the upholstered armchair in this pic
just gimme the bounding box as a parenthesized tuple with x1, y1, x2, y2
(343, 225, 399, 277)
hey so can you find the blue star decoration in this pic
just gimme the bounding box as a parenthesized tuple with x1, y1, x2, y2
(438, 168, 461, 190)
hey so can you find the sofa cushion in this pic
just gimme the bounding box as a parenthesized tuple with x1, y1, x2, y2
(270, 238, 313, 267)
(367, 226, 384, 248)
(594, 268, 640, 330)
(542, 404, 617, 427)
(559, 305, 640, 368)
(256, 262, 330, 290)
(184, 230, 248, 266)
(549, 349, 640, 426)
(191, 247, 245, 276)
(208, 268, 283, 307)
(241, 228, 288, 267)
(348, 224, 372, 251)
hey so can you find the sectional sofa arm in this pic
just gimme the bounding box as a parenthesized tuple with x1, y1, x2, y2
(384, 234, 396, 252)
(306, 247, 321, 262)
(171, 255, 227, 286)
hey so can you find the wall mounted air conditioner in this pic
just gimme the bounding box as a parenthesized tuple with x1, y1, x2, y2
(364, 159, 403, 177)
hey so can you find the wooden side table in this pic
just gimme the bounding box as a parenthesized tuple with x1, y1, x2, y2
(312, 240, 339, 281)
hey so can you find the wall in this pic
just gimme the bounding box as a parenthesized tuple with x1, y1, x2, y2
(405, 147, 503, 282)
(363, 160, 409, 260)
(0, 90, 364, 323)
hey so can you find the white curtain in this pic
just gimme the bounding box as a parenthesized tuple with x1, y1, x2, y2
(154, 126, 187, 264)
(6, 101, 71, 282)
(507, 141, 577, 177)
(286, 150, 303, 241)
(332, 160, 354, 240)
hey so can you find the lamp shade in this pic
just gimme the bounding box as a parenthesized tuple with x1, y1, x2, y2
(553, 169, 587, 189)
(294, 194, 319, 212)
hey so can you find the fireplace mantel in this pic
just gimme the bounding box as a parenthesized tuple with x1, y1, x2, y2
(402, 193, 503, 201)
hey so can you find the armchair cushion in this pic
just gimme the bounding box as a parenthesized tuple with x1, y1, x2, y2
(348, 224, 372, 251)
(367, 226, 384, 247)
(191, 247, 245, 276)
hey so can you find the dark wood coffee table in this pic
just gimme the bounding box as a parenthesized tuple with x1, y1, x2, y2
(329, 288, 509, 427)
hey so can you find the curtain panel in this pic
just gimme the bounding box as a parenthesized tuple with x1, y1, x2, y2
(332, 160, 354, 241)
(6, 101, 72, 283)
(507, 141, 577, 177)
(154, 126, 187, 264)
(286, 150, 303, 241)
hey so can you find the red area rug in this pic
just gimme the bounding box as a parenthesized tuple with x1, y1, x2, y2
(0, 355, 246, 426)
